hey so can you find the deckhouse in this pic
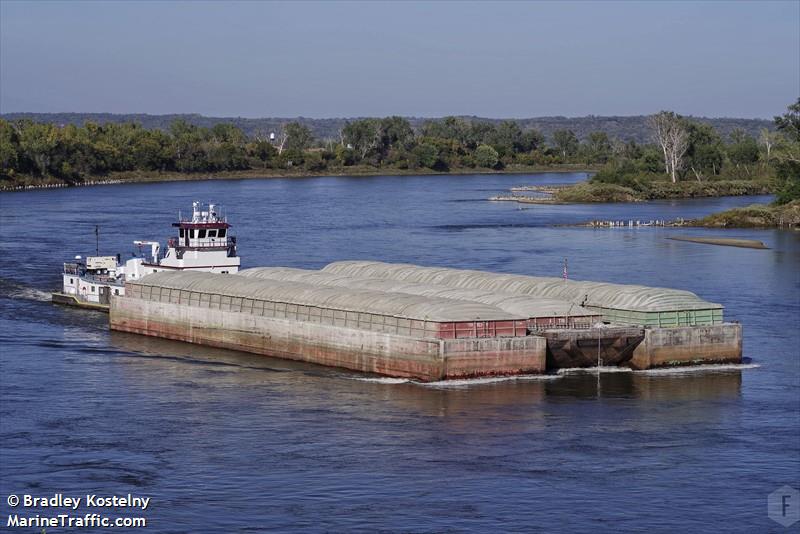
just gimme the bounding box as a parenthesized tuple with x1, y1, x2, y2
(125, 202, 240, 279)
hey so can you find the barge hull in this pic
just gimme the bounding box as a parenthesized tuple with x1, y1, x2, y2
(540, 326, 646, 368)
(629, 324, 742, 369)
(52, 292, 110, 312)
(109, 297, 546, 381)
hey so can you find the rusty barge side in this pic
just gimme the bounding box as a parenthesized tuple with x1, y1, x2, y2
(110, 297, 546, 381)
(109, 272, 547, 381)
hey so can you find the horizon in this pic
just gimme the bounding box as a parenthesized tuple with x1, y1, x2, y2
(1, 1, 798, 120)
(0, 110, 781, 121)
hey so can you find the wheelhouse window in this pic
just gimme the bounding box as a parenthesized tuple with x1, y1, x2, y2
(189, 229, 196, 238)
(180, 228, 185, 238)
(198, 229, 207, 238)
(207, 230, 217, 238)
(218, 228, 227, 238)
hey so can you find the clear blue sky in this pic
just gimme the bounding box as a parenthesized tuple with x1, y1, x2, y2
(1, 0, 797, 119)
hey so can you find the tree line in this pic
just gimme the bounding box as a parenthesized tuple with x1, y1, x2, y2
(0, 115, 627, 181)
(1, 100, 797, 204)
(590, 99, 799, 204)
(1, 112, 771, 145)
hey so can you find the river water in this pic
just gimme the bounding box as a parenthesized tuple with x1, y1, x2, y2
(0, 172, 798, 532)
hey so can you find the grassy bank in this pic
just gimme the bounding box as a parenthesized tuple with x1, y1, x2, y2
(550, 179, 774, 203)
(0, 164, 597, 191)
(693, 201, 800, 228)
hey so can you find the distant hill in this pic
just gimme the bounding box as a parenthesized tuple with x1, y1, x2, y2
(0, 112, 774, 144)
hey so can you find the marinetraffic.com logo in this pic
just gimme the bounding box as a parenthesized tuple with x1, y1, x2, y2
(768, 485, 800, 527)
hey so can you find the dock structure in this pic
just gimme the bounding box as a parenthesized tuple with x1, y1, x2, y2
(109, 262, 742, 380)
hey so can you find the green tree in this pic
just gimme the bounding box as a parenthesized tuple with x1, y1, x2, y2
(342, 119, 380, 161)
(16, 121, 59, 176)
(475, 144, 499, 168)
(284, 122, 314, 152)
(0, 120, 19, 177)
(421, 117, 470, 146)
(303, 151, 326, 171)
(773, 98, 800, 204)
(489, 121, 523, 157)
(132, 130, 172, 171)
(411, 142, 440, 169)
(520, 129, 545, 152)
(727, 128, 760, 171)
(586, 131, 612, 164)
(378, 116, 414, 153)
(466, 121, 497, 148)
(552, 129, 579, 160)
(247, 138, 278, 168)
(210, 123, 246, 145)
(774, 97, 800, 140)
(684, 121, 724, 179)
(334, 144, 356, 166)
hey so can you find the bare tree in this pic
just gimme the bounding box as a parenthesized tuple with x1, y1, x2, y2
(276, 126, 289, 155)
(648, 111, 689, 183)
(667, 123, 689, 183)
(759, 128, 780, 162)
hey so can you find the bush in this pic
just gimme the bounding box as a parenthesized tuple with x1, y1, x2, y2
(554, 183, 641, 203)
(475, 144, 499, 168)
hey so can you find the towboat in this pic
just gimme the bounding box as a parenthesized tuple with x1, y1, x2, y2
(51, 202, 240, 311)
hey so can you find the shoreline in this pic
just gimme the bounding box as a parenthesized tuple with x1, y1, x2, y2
(489, 180, 774, 205)
(562, 200, 800, 229)
(0, 165, 596, 192)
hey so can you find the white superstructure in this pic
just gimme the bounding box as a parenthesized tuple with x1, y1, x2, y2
(55, 202, 241, 309)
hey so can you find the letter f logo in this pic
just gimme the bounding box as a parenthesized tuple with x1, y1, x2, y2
(770, 486, 800, 527)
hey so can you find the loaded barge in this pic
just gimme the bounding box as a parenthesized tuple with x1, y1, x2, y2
(107, 240, 741, 380)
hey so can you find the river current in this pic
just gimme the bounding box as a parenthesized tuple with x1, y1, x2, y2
(0, 172, 798, 532)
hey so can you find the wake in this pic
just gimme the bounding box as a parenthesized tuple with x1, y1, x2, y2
(0, 278, 52, 302)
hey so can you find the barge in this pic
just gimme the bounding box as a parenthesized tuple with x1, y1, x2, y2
(110, 271, 546, 381)
(108, 261, 741, 381)
(236, 267, 646, 368)
(321, 261, 742, 370)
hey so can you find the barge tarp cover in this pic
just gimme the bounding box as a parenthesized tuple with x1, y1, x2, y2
(237, 267, 601, 321)
(321, 261, 724, 316)
(128, 270, 524, 322)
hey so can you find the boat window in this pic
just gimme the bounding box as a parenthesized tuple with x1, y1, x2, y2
(218, 229, 227, 238)
(91, 286, 95, 292)
(198, 229, 207, 238)
(207, 230, 217, 238)
(190, 229, 196, 238)
(70, 278, 74, 284)
(114, 289, 119, 295)
(180, 228, 185, 238)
